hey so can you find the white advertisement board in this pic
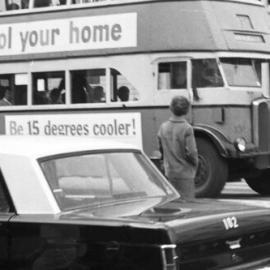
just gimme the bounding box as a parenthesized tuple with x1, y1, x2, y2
(0, 13, 137, 55)
(5, 113, 142, 148)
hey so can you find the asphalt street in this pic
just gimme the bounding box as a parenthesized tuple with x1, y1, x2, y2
(222, 180, 257, 197)
(220, 180, 270, 208)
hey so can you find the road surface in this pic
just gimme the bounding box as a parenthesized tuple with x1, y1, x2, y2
(222, 179, 257, 197)
(220, 179, 270, 208)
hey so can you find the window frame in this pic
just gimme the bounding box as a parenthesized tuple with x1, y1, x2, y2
(0, 63, 139, 109)
(0, 169, 15, 214)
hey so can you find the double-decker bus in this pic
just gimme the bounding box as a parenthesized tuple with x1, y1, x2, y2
(0, 0, 270, 197)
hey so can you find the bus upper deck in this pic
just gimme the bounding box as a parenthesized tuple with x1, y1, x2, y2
(0, 0, 268, 109)
(1, 0, 270, 198)
(0, 0, 264, 13)
(0, 0, 269, 64)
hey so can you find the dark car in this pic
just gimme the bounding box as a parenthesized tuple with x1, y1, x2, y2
(0, 136, 270, 270)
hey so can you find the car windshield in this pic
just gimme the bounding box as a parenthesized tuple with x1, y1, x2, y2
(220, 58, 262, 87)
(40, 151, 178, 211)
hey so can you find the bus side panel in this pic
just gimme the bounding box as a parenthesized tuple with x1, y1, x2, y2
(0, 108, 159, 158)
(192, 105, 252, 146)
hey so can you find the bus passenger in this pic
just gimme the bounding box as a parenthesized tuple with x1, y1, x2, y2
(0, 88, 12, 106)
(7, 3, 20, 10)
(34, 92, 50, 105)
(118, 86, 129, 101)
(22, 0, 29, 9)
(158, 96, 198, 200)
(92, 86, 105, 103)
(50, 88, 63, 104)
(71, 76, 87, 104)
(192, 59, 223, 88)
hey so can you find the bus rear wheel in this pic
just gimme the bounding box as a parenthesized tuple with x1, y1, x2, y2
(195, 138, 228, 198)
(245, 170, 270, 195)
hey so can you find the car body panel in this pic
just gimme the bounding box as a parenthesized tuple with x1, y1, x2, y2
(0, 136, 269, 269)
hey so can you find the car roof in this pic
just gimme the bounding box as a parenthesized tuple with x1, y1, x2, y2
(0, 136, 139, 158)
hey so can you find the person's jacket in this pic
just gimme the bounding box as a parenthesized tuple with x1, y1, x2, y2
(158, 115, 198, 179)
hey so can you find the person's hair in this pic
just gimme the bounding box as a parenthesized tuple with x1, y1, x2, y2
(118, 86, 130, 101)
(93, 86, 104, 101)
(50, 88, 61, 104)
(170, 96, 190, 116)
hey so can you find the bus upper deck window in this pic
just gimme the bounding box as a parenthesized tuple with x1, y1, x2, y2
(110, 68, 139, 103)
(5, 0, 29, 10)
(0, 74, 28, 106)
(32, 71, 65, 105)
(71, 69, 106, 104)
(34, 0, 66, 7)
(158, 62, 187, 90)
(192, 59, 224, 88)
(72, 0, 105, 4)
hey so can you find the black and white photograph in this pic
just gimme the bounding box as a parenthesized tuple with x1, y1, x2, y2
(0, 0, 270, 269)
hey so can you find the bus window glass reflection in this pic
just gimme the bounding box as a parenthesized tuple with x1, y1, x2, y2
(220, 58, 261, 87)
(110, 68, 139, 102)
(158, 62, 187, 90)
(0, 74, 27, 106)
(71, 69, 105, 104)
(32, 71, 65, 105)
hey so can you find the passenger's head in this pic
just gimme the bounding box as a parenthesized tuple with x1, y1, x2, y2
(170, 96, 190, 116)
(118, 86, 130, 101)
(50, 88, 62, 104)
(93, 86, 104, 102)
(8, 3, 20, 10)
(1, 88, 12, 102)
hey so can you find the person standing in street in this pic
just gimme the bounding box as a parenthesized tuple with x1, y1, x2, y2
(158, 95, 198, 200)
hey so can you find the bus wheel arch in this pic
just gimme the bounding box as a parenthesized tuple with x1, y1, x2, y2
(194, 132, 228, 198)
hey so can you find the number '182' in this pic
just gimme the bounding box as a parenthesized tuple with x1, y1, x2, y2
(222, 216, 239, 230)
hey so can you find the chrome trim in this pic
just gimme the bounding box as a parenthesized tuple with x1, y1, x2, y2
(252, 99, 263, 147)
(252, 99, 270, 150)
(222, 257, 270, 270)
(160, 244, 178, 270)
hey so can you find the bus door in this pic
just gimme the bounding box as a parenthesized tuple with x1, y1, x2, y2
(152, 58, 192, 157)
(153, 58, 192, 127)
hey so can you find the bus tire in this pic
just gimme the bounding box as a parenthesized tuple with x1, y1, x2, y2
(195, 137, 228, 198)
(245, 170, 270, 195)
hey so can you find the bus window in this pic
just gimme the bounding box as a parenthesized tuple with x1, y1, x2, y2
(33, 0, 66, 8)
(110, 68, 139, 102)
(5, 0, 29, 10)
(32, 71, 65, 105)
(0, 73, 28, 106)
(192, 59, 224, 88)
(220, 58, 261, 87)
(71, 69, 105, 104)
(158, 62, 187, 90)
(72, 0, 106, 4)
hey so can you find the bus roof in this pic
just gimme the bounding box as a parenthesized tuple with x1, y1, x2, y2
(0, 0, 269, 61)
(0, 0, 264, 11)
